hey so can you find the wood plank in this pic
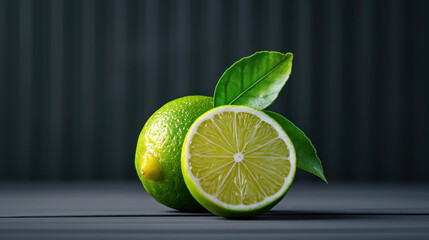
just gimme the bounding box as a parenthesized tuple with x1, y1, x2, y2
(0, 182, 428, 239)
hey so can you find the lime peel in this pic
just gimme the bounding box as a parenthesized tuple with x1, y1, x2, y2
(140, 152, 162, 180)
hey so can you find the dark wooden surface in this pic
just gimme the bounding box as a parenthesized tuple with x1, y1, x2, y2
(1, 182, 428, 239)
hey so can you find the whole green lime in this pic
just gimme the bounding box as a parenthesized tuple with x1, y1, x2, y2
(135, 95, 213, 212)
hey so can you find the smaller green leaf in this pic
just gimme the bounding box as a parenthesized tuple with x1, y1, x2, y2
(265, 111, 327, 183)
(214, 51, 293, 110)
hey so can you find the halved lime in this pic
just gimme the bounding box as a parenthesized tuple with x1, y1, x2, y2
(181, 105, 296, 218)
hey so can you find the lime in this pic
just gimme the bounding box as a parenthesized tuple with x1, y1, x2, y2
(135, 96, 213, 212)
(181, 105, 296, 218)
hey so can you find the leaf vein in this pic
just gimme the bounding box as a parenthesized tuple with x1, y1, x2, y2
(228, 55, 289, 105)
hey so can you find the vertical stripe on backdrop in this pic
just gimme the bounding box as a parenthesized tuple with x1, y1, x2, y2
(322, 0, 343, 181)
(205, 0, 222, 96)
(17, 0, 34, 179)
(0, 0, 6, 178)
(352, 0, 375, 181)
(47, 0, 63, 179)
(80, 0, 96, 179)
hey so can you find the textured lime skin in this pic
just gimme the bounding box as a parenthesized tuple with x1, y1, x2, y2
(135, 96, 213, 212)
(181, 106, 296, 218)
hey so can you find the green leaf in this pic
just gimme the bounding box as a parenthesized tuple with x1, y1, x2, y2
(214, 51, 293, 109)
(264, 110, 328, 183)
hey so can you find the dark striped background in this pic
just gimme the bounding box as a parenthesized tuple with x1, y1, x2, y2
(0, 0, 428, 181)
